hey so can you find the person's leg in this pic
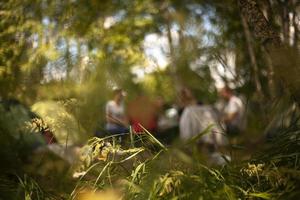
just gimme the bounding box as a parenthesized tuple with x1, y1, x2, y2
(226, 123, 240, 137)
(107, 126, 128, 134)
(226, 123, 240, 146)
(107, 126, 129, 144)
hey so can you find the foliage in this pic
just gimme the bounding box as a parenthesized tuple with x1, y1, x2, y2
(72, 126, 300, 200)
(0, 0, 300, 199)
(1, 125, 296, 200)
(0, 98, 299, 199)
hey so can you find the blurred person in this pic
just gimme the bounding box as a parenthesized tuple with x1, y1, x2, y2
(157, 103, 179, 132)
(128, 95, 163, 134)
(105, 87, 129, 135)
(179, 88, 227, 150)
(156, 103, 180, 144)
(219, 86, 244, 136)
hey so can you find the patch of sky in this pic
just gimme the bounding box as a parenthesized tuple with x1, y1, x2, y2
(43, 60, 67, 82)
(42, 17, 50, 26)
(202, 14, 218, 46)
(143, 33, 170, 68)
(186, 3, 203, 17)
(104, 10, 126, 29)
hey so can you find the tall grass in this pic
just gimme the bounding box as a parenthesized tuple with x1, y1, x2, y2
(0, 101, 299, 199)
(68, 125, 300, 200)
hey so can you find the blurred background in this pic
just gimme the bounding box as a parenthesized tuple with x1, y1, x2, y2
(1, 0, 299, 140)
(0, 0, 299, 199)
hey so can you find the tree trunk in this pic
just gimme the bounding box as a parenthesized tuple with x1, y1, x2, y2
(65, 39, 72, 78)
(165, 13, 182, 91)
(238, 0, 300, 104)
(240, 13, 263, 96)
(261, 46, 275, 98)
(292, 4, 299, 48)
(237, 0, 281, 48)
(276, 0, 290, 44)
(264, 0, 274, 22)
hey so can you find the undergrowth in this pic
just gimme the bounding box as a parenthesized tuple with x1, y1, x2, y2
(44, 128, 300, 199)
(0, 103, 299, 200)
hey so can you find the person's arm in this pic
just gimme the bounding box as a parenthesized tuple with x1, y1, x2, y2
(120, 116, 129, 126)
(119, 104, 129, 126)
(105, 102, 121, 124)
(106, 114, 127, 126)
(106, 113, 117, 124)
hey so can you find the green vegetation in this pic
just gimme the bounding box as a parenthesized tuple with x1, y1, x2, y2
(0, 0, 299, 199)
(1, 117, 299, 199)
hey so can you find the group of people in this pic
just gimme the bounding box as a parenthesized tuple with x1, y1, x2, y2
(178, 86, 244, 151)
(104, 88, 164, 136)
(103, 86, 244, 149)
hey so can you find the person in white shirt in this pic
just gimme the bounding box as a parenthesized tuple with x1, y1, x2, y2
(220, 86, 244, 136)
(179, 88, 227, 149)
(105, 88, 128, 134)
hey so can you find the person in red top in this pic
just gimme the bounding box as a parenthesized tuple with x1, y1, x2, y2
(128, 95, 163, 134)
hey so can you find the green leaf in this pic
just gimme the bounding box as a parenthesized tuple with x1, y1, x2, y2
(187, 124, 214, 144)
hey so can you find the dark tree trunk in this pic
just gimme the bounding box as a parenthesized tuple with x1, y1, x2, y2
(237, 0, 281, 49)
(265, 0, 274, 22)
(240, 13, 263, 96)
(165, 12, 181, 91)
(292, 3, 299, 48)
(277, 0, 290, 44)
(238, 0, 300, 104)
(66, 39, 72, 78)
(261, 46, 275, 98)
